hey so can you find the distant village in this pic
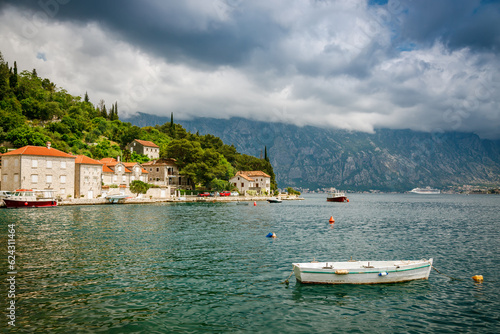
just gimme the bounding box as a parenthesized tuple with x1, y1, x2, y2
(0, 139, 273, 202)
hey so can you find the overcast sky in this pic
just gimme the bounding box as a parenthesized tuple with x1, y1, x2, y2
(1, 0, 499, 139)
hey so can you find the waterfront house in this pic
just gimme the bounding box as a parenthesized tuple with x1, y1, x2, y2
(141, 158, 192, 189)
(0, 142, 76, 198)
(229, 171, 271, 195)
(74, 155, 103, 199)
(126, 139, 160, 160)
(100, 157, 149, 195)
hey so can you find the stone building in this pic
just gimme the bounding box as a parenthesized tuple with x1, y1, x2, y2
(74, 155, 103, 199)
(229, 171, 271, 195)
(141, 158, 192, 189)
(126, 139, 160, 160)
(0, 142, 76, 198)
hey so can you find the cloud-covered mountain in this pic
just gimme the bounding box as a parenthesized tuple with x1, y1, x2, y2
(125, 113, 500, 191)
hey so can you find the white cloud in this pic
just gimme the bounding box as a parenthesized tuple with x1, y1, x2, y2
(0, 2, 499, 138)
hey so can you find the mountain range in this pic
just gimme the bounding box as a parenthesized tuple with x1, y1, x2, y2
(124, 113, 500, 192)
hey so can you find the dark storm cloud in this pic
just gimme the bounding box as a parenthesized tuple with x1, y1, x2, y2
(3, 0, 285, 67)
(0, 0, 499, 138)
(397, 0, 500, 52)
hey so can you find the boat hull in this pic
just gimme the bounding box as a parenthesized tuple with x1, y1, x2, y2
(293, 259, 433, 284)
(326, 196, 347, 202)
(3, 199, 57, 208)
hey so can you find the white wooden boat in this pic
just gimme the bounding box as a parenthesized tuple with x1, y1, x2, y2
(105, 194, 129, 204)
(293, 258, 433, 284)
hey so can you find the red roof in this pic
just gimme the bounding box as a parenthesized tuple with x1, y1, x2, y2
(75, 155, 103, 165)
(133, 139, 159, 148)
(2, 145, 75, 158)
(102, 165, 114, 173)
(234, 171, 271, 180)
(100, 157, 117, 163)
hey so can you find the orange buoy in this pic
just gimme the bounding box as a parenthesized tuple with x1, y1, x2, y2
(253, 201, 257, 206)
(347, 199, 350, 202)
(472, 275, 484, 282)
(329, 216, 335, 223)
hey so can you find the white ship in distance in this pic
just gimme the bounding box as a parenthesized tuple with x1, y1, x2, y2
(410, 187, 441, 194)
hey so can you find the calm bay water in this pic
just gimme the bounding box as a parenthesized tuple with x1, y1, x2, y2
(1, 193, 499, 333)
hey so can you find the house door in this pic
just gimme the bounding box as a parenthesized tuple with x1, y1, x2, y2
(87, 190, 93, 199)
(160, 189, 166, 198)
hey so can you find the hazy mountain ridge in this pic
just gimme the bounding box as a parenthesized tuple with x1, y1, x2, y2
(125, 113, 500, 191)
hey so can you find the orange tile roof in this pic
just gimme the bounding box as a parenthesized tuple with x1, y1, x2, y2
(134, 139, 159, 148)
(102, 165, 114, 173)
(234, 171, 271, 180)
(75, 155, 103, 165)
(100, 157, 117, 163)
(2, 145, 75, 158)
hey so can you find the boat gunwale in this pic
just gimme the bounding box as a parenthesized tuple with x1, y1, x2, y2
(295, 263, 431, 275)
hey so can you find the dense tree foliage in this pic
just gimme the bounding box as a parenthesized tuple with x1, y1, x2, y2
(0, 51, 277, 191)
(129, 180, 151, 196)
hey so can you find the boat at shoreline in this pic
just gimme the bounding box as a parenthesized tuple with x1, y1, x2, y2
(410, 187, 440, 194)
(293, 258, 433, 284)
(267, 197, 282, 203)
(326, 188, 348, 202)
(3, 189, 57, 208)
(105, 194, 129, 204)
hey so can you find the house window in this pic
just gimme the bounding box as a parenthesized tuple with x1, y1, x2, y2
(84, 176, 89, 183)
(60, 175, 66, 184)
(241, 183, 244, 188)
(3, 160, 7, 168)
(31, 174, 38, 183)
(32, 159, 38, 167)
(47, 175, 52, 183)
(2, 175, 7, 183)
(14, 175, 19, 182)
(61, 188, 66, 194)
(117, 166, 122, 172)
(47, 160, 52, 168)
(61, 161, 66, 169)
(14, 159, 19, 167)
(156, 168, 159, 172)
(122, 175, 126, 182)
(131, 176, 135, 181)
(113, 175, 117, 182)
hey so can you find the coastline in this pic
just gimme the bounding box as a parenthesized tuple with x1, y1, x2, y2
(55, 195, 304, 206)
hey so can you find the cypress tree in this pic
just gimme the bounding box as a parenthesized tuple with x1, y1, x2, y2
(84, 91, 89, 103)
(9, 61, 18, 89)
(102, 105, 107, 119)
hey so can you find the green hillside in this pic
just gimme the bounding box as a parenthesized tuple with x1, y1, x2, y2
(0, 51, 276, 192)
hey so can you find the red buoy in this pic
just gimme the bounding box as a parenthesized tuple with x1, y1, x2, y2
(329, 216, 335, 223)
(347, 199, 350, 202)
(254, 201, 257, 206)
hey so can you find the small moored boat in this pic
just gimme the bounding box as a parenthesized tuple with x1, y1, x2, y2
(293, 258, 433, 284)
(105, 194, 129, 204)
(267, 197, 282, 203)
(3, 189, 57, 208)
